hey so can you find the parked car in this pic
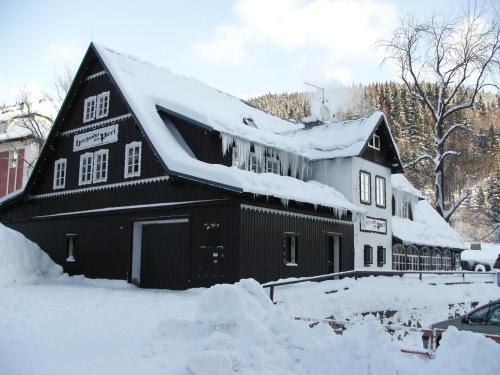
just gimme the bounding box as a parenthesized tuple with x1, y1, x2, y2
(422, 300, 500, 349)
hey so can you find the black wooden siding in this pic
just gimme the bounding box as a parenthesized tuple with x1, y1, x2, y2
(361, 123, 402, 172)
(239, 205, 354, 283)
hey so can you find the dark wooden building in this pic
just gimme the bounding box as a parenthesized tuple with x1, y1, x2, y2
(0, 43, 359, 289)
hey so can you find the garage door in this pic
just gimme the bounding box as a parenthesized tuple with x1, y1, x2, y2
(139, 220, 190, 289)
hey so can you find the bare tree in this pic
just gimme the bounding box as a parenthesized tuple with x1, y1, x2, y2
(380, 3, 499, 221)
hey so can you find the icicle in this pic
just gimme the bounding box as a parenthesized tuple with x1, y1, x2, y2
(280, 151, 290, 176)
(254, 143, 265, 166)
(281, 198, 289, 207)
(235, 138, 251, 169)
(220, 133, 234, 156)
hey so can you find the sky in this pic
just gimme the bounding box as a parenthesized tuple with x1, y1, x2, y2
(0, 0, 486, 105)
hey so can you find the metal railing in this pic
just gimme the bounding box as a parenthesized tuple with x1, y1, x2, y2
(262, 269, 497, 302)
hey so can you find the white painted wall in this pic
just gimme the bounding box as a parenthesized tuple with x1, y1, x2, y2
(310, 156, 393, 270)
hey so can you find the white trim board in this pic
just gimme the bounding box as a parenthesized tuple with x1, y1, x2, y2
(31, 198, 230, 218)
(241, 204, 352, 224)
(85, 71, 107, 81)
(131, 218, 190, 285)
(60, 113, 132, 136)
(30, 176, 169, 200)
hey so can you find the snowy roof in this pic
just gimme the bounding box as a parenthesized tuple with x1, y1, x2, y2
(391, 174, 424, 198)
(283, 112, 390, 160)
(392, 200, 466, 249)
(89, 44, 362, 214)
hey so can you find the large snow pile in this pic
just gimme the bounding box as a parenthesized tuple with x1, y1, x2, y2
(0, 223, 62, 287)
(391, 173, 425, 198)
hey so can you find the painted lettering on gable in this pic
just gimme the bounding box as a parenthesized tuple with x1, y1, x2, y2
(73, 125, 119, 152)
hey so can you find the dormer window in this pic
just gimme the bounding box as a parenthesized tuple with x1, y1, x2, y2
(368, 134, 380, 150)
(243, 117, 257, 128)
(96, 91, 110, 119)
(401, 201, 413, 220)
(83, 96, 96, 123)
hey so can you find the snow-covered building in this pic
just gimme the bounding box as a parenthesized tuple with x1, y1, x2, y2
(0, 43, 364, 289)
(391, 174, 466, 270)
(0, 100, 53, 197)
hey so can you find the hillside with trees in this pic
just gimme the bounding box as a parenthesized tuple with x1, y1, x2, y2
(247, 83, 499, 242)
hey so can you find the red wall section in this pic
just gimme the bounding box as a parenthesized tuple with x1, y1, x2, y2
(0, 151, 8, 197)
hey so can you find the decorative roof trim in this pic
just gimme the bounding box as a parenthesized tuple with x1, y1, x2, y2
(29, 175, 169, 200)
(85, 70, 107, 81)
(60, 113, 132, 136)
(241, 204, 351, 224)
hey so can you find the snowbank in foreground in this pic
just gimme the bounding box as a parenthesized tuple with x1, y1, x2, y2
(155, 279, 500, 375)
(0, 223, 62, 287)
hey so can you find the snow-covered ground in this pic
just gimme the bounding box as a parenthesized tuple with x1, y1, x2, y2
(1, 223, 500, 374)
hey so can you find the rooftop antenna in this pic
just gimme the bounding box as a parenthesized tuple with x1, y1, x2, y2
(305, 82, 331, 121)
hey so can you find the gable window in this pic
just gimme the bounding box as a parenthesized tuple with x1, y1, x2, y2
(78, 152, 94, 186)
(359, 171, 371, 204)
(83, 96, 96, 123)
(364, 245, 373, 266)
(284, 232, 299, 265)
(124, 141, 142, 178)
(96, 91, 110, 119)
(368, 134, 380, 150)
(377, 246, 386, 267)
(375, 176, 386, 208)
(53, 158, 67, 190)
(93, 149, 109, 183)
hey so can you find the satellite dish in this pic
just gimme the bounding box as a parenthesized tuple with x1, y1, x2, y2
(320, 104, 331, 122)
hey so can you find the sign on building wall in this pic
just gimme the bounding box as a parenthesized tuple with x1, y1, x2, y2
(73, 125, 118, 152)
(360, 216, 387, 234)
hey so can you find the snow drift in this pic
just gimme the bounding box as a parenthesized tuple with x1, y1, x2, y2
(0, 223, 62, 287)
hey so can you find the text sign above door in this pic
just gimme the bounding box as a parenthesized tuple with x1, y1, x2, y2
(360, 216, 387, 234)
(73, 124, 118, 152)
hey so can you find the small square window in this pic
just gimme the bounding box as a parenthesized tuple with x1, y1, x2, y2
(284, 233, 299, 265)
(53, 158, 67, 190)
(83, 96, 96, 123)
(364, 245, 373, 266)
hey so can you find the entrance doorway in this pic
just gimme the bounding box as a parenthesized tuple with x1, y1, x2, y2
(327, 234, 342, 274)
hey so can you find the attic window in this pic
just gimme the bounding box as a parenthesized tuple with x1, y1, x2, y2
(96, 91, 110, 119)
(368, 134, 380, 150)
(243, 117, 257, 128)
(83, 96, 96, 123)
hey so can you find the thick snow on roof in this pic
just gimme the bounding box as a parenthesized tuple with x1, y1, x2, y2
(392, 200, 466, 249)
(94, 44, 362, 213)
(391, 174, 424, 198)
(284, 112, 383, 159)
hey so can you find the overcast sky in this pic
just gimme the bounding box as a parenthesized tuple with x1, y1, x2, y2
(0, 0, 484, 105)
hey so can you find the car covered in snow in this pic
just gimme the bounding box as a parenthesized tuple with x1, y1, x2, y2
(460, 243, 500, 272)
(422, 300, 500, 348)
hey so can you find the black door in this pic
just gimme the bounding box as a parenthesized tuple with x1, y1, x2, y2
(195, 222, 224, 287)
(327, 234, 342, 274)
(140, 222, 190, 289)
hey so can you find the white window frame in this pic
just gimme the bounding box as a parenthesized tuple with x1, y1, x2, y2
(407, 245, 420, 270)
(375, 176, 386, 208)
(392, 244, 406, 270)
(402, 201, 411, 219)
(124, 141, 142, 178)
(83, 96, 96, 123)
(53, 158, 67, 190)
(265, 153, 279, 174)
(284, 232, 299, 266)
(96, 91, 110, 119)
(249, 152, 263, 173)
(360, 171, 371, 204)
(93, 149, 109, 183)
(78, 152, 94, 186)
(368, 134, 380, 150)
